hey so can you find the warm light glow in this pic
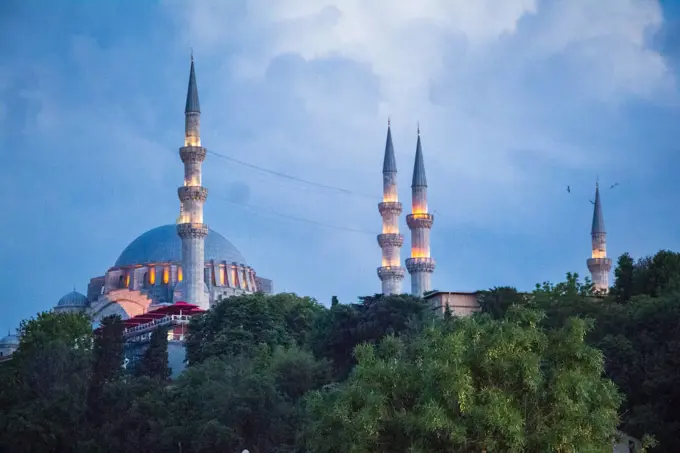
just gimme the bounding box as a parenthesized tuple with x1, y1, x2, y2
(149, 268, 156, 285)
(382, 258, 400, 267)
(219, 267, 225, 285)
(412, 205, 428, 215)
(185, 136, 201, 147)
(231, 267, 238, 287)
(241, 270, 248, 289)
(383, 194, 398, 203)
(184, 176, 200, 187)
(163, 267, 169, 284)
(178, 267, 183, 282)
(125, 274, 130, 288)
(382, 224, 398, 234)
(411, 248, 430, 259)
(592, 249, 606, 259)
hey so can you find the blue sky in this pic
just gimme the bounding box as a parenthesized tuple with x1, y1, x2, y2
(1, 0, 679, 331)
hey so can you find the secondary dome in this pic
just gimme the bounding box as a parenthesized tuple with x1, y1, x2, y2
(0, 334, 18, 346)
(57, 290, 89, 307)
(114, 224, 247, 268)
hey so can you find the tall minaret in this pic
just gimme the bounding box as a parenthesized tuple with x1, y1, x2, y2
(377, 120, 405, 295)
(176, 56, 209, 309)
(587, 182, 612, 293)
(405, 127, 435, 297)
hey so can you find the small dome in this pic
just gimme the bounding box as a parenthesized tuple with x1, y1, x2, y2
(57, 290, 90, 307)
(114, 224, 247, 268)
(0, 334, 19, 346)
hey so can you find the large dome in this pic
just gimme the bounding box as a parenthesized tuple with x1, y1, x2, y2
(115, 224, 247, 267)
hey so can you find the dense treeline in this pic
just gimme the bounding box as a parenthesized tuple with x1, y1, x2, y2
(0, 250, 679, 452)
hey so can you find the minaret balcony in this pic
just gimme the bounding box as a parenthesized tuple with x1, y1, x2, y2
(377, 266, 405, 281)
(377, 233, 404, 248)
(178, 186, 208, 202)
(179, 146, 207, 164)
(177, 222, 209, 238)
(587, 257, 612, 272)
(406, 257, 436, 273)
(406, 213, 434, 229)
(378, 201, 403, 216)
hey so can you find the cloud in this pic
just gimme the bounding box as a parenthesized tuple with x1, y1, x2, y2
(1, 1, 678, 329)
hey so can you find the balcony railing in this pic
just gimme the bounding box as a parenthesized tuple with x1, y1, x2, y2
(123, 314, 193, 339)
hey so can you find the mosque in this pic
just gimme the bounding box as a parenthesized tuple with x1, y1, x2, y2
(51, 57, 273, 325)
(0, 57, 614, 366)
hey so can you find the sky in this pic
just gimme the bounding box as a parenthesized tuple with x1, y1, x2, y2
(0, 0, 679, 332)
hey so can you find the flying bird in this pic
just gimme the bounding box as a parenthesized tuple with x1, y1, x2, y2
(589, 200, 595, 205)
(609, 182, 619, 189)
(566, 186, 571, 194)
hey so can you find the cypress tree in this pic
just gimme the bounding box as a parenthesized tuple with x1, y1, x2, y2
(136, 325, 171, 381)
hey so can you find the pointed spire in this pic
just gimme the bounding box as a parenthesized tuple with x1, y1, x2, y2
(383, 119, 397, 173)
(412, 129, 427, 187)
(185, 56, 201, 113)
(592, 182, 605, 234)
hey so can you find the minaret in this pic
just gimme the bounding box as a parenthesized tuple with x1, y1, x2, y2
(405, 126, 435, 297)
(176, 56, 209, 309)
(377, 120, 405, 295)
(587, 182, 612, 292)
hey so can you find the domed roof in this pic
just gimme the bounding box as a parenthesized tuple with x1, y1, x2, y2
(57, 290, 89, 307)
(0, 334, 19, 346)
(115, 224, 246, 268)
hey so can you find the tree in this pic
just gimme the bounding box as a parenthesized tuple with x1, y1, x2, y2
(304, 308, 621, 453)
(135, 326, 171, 382)
(0, 312, 93, 453)
(611, 250, 680, 301)
(311, 293, 432, 379)
(611, 253, 635, 303)
(87, 315, 125, 423)
(125, 346, 331, 453)
(186, 293, 326, 364)
(477, 286, 528, 319)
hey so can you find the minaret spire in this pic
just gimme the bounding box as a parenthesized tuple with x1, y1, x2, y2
(406, 126, 435, 297)
(177, 55, 209, 309)
(587, 182, 612, 293)
(377, 120, 405, 295)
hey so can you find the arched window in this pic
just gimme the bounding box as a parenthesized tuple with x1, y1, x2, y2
(118, 275, 124, 288)
(143, 272, 148, 288)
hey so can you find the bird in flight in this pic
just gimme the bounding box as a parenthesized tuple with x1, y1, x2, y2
(609, 182, 619, 189)
(566, 186, 571, 193)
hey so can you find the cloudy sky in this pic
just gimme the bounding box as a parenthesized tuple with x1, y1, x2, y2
(1, 0, 679, 331)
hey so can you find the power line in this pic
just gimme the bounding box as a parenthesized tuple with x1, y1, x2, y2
(206, 149, 375, 199)
(211, 192, 376, 235)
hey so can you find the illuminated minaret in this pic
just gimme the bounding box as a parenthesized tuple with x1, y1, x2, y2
(587, 182, 612, 293)
(176, 56, 209, 309)
(405, 127, 435, 297)
(377, 120, 405, 295)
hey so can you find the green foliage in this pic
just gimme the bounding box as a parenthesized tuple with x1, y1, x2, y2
(91, 315, 125, 383)
(135, 326, 171, 382)
(611, 250, 680, 302)
(186, 292, 326, 364)
(304, 308, 621, 453)
(477, 286, 529, 319)
(0, 312, 93, 453)
(14, 311, 93, 361)
(311, 293, 433, 379)
(88, 315, 125, 424)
